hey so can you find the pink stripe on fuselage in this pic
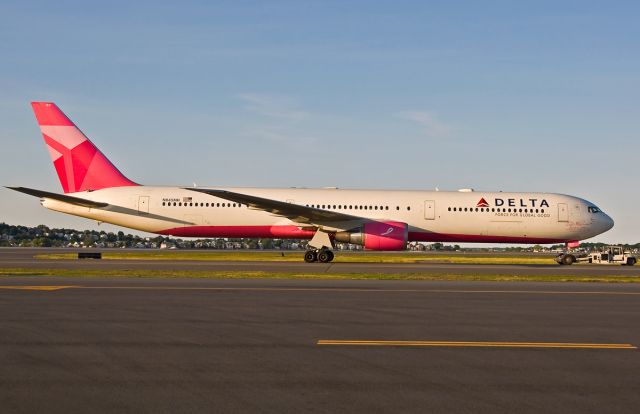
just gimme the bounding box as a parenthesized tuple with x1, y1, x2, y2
(158, 225, 317, 239)
(158, 226, 567, 245)
(408, 232, 565, 244)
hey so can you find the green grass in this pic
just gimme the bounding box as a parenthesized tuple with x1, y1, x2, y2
(0, 268, 637, 283)
(34, 251, 556, 265)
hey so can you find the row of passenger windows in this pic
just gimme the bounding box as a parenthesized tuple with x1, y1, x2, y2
(162, 202, 242, 208)
(305, 204, 411, 211)
(448, 207, 545, 213)
(161, 201, 412, 211)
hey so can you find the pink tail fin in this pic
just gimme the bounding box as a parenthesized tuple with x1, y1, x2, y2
(31, 102, 138, 193)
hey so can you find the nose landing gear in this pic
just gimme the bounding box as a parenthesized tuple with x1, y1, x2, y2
(304, 249, 334, 263)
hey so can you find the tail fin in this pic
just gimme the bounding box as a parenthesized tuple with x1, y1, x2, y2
(31, 102, 138, 193)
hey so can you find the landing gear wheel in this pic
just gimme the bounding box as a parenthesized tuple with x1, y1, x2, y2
(304, 251, 318, 263)
(318, 250, 332, 263)
(562, 254, 575, 265)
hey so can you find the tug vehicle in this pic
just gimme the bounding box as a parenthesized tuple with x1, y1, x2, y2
(555, 245, 636, 266)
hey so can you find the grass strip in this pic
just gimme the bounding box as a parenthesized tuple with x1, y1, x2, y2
(0, 268, 637, 283)
(34, 251, 555, 265)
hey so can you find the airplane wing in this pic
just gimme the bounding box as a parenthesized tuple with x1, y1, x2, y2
(7, 187, 109, 208)
(185, 188, 364, 225)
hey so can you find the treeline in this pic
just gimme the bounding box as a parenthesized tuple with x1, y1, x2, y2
(550, 242, 640, 250)
(0, 223, 307, 250)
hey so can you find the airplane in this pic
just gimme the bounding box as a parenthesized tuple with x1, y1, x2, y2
(8, 102, 614, 263)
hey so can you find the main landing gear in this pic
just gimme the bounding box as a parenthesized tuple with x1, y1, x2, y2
(304, 249, 335, 263)
(304, 229, 335, 263)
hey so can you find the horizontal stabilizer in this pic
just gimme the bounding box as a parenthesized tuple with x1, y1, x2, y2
(7, 187, 108, 208)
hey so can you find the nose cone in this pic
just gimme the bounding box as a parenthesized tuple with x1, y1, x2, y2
(601, 213, 614, 232)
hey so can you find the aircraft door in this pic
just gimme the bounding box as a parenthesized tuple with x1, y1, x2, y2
(558, 203, 568, 222)
(138, 196, 150, 214)
(424, 200, 435, 220)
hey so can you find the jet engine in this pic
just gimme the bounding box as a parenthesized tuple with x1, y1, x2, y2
(335, 221, 409, 251)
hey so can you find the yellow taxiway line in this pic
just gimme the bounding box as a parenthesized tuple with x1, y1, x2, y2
(317, 340, 637, 349)
(0, 285, 78, 291)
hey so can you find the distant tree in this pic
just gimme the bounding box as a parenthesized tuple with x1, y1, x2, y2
(32, 237, 52, 247)
(82, 234, 94, 246)
(260, 238, 274, 249)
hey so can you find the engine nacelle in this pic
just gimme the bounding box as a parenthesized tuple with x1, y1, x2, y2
(335, 221, 409, 251)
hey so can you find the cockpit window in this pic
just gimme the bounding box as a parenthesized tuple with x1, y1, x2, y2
(587, 206, 601, 213)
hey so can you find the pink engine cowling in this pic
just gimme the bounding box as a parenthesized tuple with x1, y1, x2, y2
(363, 221, 409, 251)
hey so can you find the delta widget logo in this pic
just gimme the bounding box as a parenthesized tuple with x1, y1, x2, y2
(476, 198, 489, 208)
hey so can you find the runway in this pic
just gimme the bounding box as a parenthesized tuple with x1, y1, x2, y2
(2, 248, 639, 276)
(1, 276, 639, 413)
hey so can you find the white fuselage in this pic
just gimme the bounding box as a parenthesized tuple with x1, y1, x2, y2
(41, 186, 614, 244)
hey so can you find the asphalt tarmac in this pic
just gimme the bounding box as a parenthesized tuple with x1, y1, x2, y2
(1, 275, 639, 413)
(2, 248, 639, 276)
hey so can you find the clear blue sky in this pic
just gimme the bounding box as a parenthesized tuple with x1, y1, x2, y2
(1, 1, 638, 243)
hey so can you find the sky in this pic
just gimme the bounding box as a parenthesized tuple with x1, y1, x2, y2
(0, 0, 638, 243)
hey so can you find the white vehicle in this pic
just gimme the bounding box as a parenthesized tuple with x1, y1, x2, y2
(8, 102, 615, 263)
(556, 246, 636, 266)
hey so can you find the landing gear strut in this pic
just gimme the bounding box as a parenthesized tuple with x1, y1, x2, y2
(304, 249, 334, 263)
(305, 229, 335, 263)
